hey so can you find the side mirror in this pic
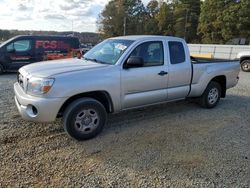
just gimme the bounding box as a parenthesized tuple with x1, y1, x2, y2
(125, 57, 144, 68)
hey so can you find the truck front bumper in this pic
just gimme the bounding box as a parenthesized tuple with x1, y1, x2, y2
(14, 82, 65, 122)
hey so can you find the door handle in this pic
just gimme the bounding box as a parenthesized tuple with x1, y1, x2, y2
(158, 71, 168, 76)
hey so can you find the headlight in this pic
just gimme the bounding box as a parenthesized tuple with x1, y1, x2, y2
(27, 77, 54, 95)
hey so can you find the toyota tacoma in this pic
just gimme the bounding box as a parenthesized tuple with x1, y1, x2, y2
(14, 36, 240, 140)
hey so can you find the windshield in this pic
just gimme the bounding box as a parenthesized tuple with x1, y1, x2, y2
(0, 37, 15, 48)
(83, 39, 134, 65)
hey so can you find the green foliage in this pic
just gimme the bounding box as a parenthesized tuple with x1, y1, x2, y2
(198, 0, 229, 43)
(97, 0, 249, 44)
(237, 0, 250, 39)
(2, 1, 250, 44)
(97, 1, 123, 38)
(156, 2, 174, 36)
(98, 0, 201, 42)
(173, 0, 201, 42)
(144, 0, 160, 34)
(198, 0, 250, 44)
(97, 0, 146, 38)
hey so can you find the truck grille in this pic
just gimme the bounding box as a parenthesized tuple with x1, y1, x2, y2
(17, 72, 24, 90)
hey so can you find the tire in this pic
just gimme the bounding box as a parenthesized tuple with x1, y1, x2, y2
(63, 98, 107, 140)
(241, 60, 250, 72)
(199, 81, 221, 108)
(0, 64, 3, 75)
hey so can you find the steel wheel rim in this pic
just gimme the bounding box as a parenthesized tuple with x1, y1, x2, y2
(74, 109, 99, 134)
(208, 88, 219, 105)
(242, 61, 250, 70)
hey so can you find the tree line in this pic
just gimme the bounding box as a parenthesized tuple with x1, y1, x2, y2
(0, 30, 100, 44)
(98, 0, 250, 44)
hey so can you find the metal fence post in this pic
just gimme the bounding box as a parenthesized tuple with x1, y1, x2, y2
(229, 47, 233, 59)
(213, 46, 216, 58)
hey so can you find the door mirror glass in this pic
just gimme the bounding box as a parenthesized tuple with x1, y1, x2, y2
(125, 57, 144, 68)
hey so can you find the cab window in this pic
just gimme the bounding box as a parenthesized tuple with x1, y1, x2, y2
(168, 41, 186, 64)
(129, 41, 164, 67)
(7, 40, 31, 52)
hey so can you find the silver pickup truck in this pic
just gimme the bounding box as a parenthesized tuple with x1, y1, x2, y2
(14, 36, 240, 140)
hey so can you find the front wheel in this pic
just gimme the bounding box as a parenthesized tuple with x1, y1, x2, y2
(63, 98, 107, 140)
(199, 81, 221, 108)
(241, 60, 250, 72)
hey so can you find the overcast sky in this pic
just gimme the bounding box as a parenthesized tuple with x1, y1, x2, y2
(0, 0, 151, 32)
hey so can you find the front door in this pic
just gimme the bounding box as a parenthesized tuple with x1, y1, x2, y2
(5, 39, 34, 71)
(121, 41, 168, 109)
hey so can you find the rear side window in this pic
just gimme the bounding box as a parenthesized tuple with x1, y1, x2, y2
(168, 41, 185, 64)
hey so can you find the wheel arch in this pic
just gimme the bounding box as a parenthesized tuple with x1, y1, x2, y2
(210, 75, 226, 98)
(58, 90, 114, 117)
(240, 56, 250, 63)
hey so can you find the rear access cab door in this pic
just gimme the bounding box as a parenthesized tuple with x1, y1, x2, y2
(121, 39, 169, 109)
(166, 40, 192, 100)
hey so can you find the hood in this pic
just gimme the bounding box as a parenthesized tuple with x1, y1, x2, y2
(20, 58, 109, 77)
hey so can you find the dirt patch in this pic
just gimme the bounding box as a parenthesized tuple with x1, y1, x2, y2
(0, 72, 250, 187)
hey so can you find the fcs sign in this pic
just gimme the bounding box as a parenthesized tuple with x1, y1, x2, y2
(35, 40, 71, 49)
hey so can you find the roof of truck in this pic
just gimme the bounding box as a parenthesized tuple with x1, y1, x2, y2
(110, 35, 185, 42)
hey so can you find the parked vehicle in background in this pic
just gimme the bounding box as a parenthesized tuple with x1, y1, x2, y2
(0, 35, 81, 74)
(80, 43, 94, 54)
(14, 35, 240, 140)
(237, 51, 250, 72)
(80, 44, 90, 54)
(226, 38, 249, 45)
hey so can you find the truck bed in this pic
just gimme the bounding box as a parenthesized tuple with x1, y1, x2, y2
(188, 56, 240, 98)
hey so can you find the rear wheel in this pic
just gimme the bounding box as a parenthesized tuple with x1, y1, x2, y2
(241, 60, 250, 72)
(199, 81, 221, 108)
(63, 98, 107, 140)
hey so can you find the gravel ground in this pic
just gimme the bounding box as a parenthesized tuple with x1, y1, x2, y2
(0, 72, 249, 187)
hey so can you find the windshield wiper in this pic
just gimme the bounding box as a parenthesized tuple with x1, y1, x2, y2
(83, 57, 109, 64)
(84, 57, 98, 62)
